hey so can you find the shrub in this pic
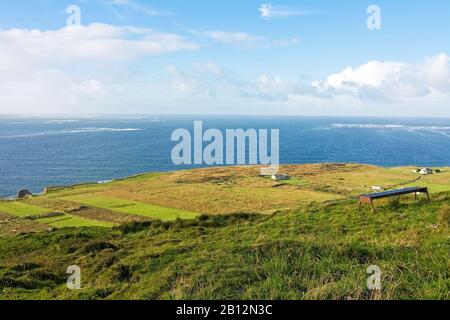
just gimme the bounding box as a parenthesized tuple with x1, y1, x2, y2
(81, 241, 118, 254)
(116, 221, 153, 234)
(10, 262, 40, 272)
(0, 277, 37, 289)
(112, 264, 133, 282)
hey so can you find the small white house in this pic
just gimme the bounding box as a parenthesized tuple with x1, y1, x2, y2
(419, 168, 433, 175)
(372, 186, 383, 191)
(272, 174, 290, 181)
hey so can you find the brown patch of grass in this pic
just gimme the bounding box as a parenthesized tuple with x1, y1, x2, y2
(0, 212, 12, 220)
(38, 164, 450, 217)
(438, 205, 450, 227)
(23, 197, 84, 212)
(0, 212, 50, 237)
(69, 206, 150, 224)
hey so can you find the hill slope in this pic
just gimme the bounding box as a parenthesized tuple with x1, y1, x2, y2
(0, 196, 449, 299)
(0, 164, 449, 300)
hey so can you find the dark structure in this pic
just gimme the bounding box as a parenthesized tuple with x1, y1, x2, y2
(17, 189, 33, 199)
(358, 186, 430, 212)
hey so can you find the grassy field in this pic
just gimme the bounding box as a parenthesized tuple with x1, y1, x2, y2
(1, 163, 449, 235)
(0, 194, 448, 300)
(61, 195, 199, 221)
(37, 214, 115, 228)
(0, 164, 448, 300)
(0, 201, 51, 217)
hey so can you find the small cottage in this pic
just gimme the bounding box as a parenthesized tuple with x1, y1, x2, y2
(419, 168, 433, 175)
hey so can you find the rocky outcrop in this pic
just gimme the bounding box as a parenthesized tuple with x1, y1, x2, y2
(17, 190, 32, 199)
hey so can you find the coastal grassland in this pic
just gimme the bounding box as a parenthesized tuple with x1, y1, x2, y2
(0, 201, 51, 217)
(0, 212, 49, 237)
(36, 214, 115, 228)
(60, 195, 199, 221)
(0, 191, 448, 300)
(1, 164, 449, 236)
(0, 164, 448, 299)
(22, 197, 150, 224)
(0, 200, 115, 234)
(36, 164, 450, 216)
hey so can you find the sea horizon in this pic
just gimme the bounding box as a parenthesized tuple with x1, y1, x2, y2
(1, 115, 450, 197)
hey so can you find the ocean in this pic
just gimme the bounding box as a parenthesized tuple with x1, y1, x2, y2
(1, 116, 450, 197)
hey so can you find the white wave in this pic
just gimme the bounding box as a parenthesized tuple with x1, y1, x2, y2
(62, 127, 143, 133)
(0, 127, 143, 139)
(98, 180, 114, 184)
(332, 124, 450, 131)
(42, 120, 80, 124)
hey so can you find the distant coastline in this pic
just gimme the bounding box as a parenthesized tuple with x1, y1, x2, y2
(2, 163, 449, 201)
(1, 116, 450, 197)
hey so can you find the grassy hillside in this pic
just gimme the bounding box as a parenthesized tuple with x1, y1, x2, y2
(0, 164, 449, 300)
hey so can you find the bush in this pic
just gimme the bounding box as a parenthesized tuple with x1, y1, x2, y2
(112, 264, 133, 282)
(28, 269, 64, 284)
(81, 241, 118, 254)
(116, 221, 154, 234)
(11, 262, 40, 272)
(0, 277, 36, 289)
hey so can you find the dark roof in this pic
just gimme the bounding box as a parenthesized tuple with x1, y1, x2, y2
(361, 186, 428, 200)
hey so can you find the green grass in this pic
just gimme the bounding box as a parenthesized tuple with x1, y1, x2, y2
(0, 193, 448, 300)
(0, 165, 448, 300)
(62, 195, 199, 221)
(39, 164, 450, 215)
(404, 182, 450, 194)
(0, 201, 51, 217)
(280, 178, 309, 187)
(36, 214, 115, 228)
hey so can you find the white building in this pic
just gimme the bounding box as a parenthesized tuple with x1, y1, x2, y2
(419, 168, 433, 175)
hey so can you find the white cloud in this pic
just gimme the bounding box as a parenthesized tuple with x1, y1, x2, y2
(163, 64, 298, 102)
(0, 23, 197, 114)
(192, 30, 264, 48)
(166, 65, 199, 94)
(0, 23, 197, 71)
(0, 70, 105, 113)
(191, 30, 300, 49)
(193, 61, 223, 76)
(312, 54, 450, 101)
(250, 75, 293, 100)
(77, 79, 105, 96)
(100, 0, 174, 16)
(259, 3, 313, 20)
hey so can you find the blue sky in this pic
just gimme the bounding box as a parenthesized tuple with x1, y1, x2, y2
(1, 0, 450, 116)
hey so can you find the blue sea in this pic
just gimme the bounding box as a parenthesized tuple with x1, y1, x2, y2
(1, 116, 450, 197)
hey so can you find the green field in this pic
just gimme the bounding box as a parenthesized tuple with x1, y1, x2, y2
(61, 195, 199, 221)
(0, 201, 51, 217)
(0, 164, 448, 300)
(0, 193, 448, 300)
(36, 214, 115, 228)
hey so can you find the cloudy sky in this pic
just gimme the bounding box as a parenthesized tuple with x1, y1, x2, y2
(1, 0, 450, 116)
